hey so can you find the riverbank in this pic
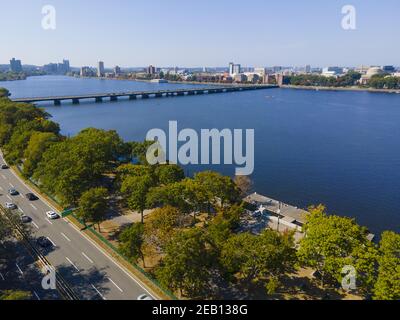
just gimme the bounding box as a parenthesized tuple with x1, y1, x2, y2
(281, 85, 400, 94)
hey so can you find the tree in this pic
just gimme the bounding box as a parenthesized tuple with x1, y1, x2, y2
(77, 187, 109, 231)
(121, 174, 154, 223)
(234, 175, 253, 197)
(154, 164, 185, 185)
(373, 231, 400, 300)
(155, 228, 212, 297)
(297, 205, 378, 292)
(0, 88, 10, 98)
(220, 230, 297, 293)
(0, 290, 31, 300)
(144, 206, 184, 252)
(119, 223, 145, 265)
(23, 131, 59, 176)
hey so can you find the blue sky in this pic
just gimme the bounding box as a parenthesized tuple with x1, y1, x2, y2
(1, 0, 399, 68)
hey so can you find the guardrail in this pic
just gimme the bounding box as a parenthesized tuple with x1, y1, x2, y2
(0, 206, 79, 300)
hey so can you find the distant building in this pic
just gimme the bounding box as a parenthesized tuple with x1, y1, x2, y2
(114, 66, 121, 75)
(229, 62, 241, 76)
(322, 66, 343, 77)
(80, 66, 92, 77)
(97, 61, 105, 77)
(382, 65, 395, 73)
(234, 73, 247, 83)
(10, 58, 22, 73)
(275, 73, 289, 86)
(146, 65, 156, 75)
(305, 65, 311, 73)
(44, 59, 70, 74)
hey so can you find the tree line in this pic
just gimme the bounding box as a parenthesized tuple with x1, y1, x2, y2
(0, 88, 399, 300)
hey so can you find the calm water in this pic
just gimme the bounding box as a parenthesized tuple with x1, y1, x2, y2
(3, 76, 400, 235)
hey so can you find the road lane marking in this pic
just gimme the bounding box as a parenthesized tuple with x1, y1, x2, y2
(6, 195, 12, 201)
(82, 252, 94, 264)
(15, 263, 23, 275)
(33, 291, 41, 300)
(91, 284, 106, 300)
(0, 272, 4, 280)
(32, 221, 39, 229)
(45, 218, 53, 225)
(108, 277, 123, 293)
(18, 208, 24, 213)
(66, 257, 79, 272)
(1, 174, 6, 179)
(9, 183, 14, 188)
(61, 233, 71, 242)
(30, 204, 38, 210)
(47, 237, 56, 247)
(0, 186, 3, 191)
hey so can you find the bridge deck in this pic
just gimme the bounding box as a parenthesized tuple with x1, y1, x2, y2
(11, 85, 278, 103)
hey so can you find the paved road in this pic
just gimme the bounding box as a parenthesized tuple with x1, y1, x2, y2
(0, 237, 61, 300)
(0, 153, 156, 300)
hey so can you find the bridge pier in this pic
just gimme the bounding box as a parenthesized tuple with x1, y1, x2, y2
(155, 93, 162, 98)
(95, 97, 103, 103)
(188, 91, 195, 95)
(54, 100, 61, 106)
(110, 96, 118, 102)
(177, 92, 184, 96)
(129, 95, 137, 100)
(142, 94, 149, 99)
(196, 90, 204, 94)
(72, 98, 80, 104)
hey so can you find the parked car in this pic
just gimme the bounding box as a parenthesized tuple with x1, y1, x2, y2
(137, 294, 154, 300)
(37, 236, 52, 248)
(46, 211, 59, 220)
(1, 164, 9, 169)
(5, 202, 17, 210)
(8, 188, 19, 196)
(25, 193, 38, 201)
(21, 215, 31, 223)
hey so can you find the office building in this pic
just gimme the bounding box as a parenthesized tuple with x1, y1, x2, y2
(146, 65, 157, 75)
(97, 61, 105, 77)
(114, 66, 121, 75)
(10, 58, 23, 73)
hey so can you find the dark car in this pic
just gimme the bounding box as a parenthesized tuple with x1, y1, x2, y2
(37, 236, 52, 248)
(21, 215, 31, 223)
(25, 193, 38, 201)
(1, 164, 9, 169)
(8, 189, 19, 196)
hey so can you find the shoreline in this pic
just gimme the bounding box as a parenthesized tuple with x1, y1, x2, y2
(281, 85, 400, 94)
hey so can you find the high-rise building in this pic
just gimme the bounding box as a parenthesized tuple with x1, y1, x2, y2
(229, 62, 241, 76)
(114, 66, 121, 75)
(146, 65, 156, 75)
(305, 65, 311, 73)
(10, 58, 23, 73)
(97, 61, 105, 77)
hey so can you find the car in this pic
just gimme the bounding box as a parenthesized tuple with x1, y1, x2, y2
(46, 211, 59, 220)
(137, 294, 154, 300)
(1, 164, 9, 169)
(25, 193, 38, 201)
(21, 215, 31, 223)
(37, 236, 52, 248)
(5, 202, 17, 210)
(8, 188, 19, 196)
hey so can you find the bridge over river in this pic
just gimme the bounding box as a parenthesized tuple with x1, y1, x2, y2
(11, 84, 278, 105)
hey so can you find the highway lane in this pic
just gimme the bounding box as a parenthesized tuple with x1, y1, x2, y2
(0, 153, 157, 300)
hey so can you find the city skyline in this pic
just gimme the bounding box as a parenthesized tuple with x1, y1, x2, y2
(1, 0, 400, 67)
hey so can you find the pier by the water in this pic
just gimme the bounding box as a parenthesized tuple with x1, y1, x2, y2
(11, 84, 278, 105)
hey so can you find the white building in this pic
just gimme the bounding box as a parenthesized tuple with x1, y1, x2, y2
(97, 61, 105, 77)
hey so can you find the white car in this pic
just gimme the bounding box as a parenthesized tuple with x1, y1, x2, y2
(5, 202, 17, 210)
(46, 211, 59, 220)
(137, 294, 154, 300)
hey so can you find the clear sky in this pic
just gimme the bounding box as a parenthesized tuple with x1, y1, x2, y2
(1, 0, 399, 68)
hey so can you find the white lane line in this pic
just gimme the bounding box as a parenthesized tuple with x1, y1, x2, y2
(45, 218, 53, 225)
(30, 204, 38, 210)
(0, 272, 4, 280)
(31, 221, 39, 229)
(0, 186, 3, 191)
(18, 208, 24, 213)
(47, 237, 56, 247)
(1, 174, 6, 179)
(66, 257, 79, 272)
(9, 183, 14, 188)
(82, 252, 94, 264)
(91, 284, 106, 300)
(108, 277, 123, 293)
(6, 195, 12, 201)
(33, 291, 41, 300)
(61, 233, 71, 242)
(15, 263, 23, 275)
